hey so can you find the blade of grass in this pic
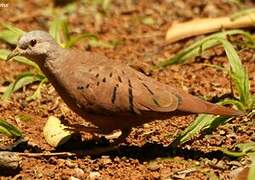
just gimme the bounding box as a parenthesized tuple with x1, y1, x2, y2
(49, 18, 65, 47)
(214, 37, 250, 110)
(158, 29, 254, 67)
(0, 119, 22, 137)
(88, 37, 116, 48)
(0, 24, 24, 44)
(26, 78, 48, 101)
(171, 114, 229, 146)
(2, 72, 45, 100)
(65, 33, 97, 48)
(230, 8, 255, 20)
(218, 142, 255, 157)
(0, 49, 41, 71)
(221, 98, 246, 111)
(248, 158, 255, 180)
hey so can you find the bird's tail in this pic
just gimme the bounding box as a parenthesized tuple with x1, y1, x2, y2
(176, 91, 244, 116)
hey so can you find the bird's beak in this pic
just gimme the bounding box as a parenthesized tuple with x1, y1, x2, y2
(6, 47, 20, 61)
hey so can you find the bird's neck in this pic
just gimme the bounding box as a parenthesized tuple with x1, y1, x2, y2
(38, 48, 68, 84)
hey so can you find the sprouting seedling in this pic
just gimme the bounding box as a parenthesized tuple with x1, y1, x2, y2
(158, 30, 254, 67)
(169, 30, 254, 146)
(218, 142, 255, 180)
(0, 119, 22, 138)
(49, 18, 97, 48)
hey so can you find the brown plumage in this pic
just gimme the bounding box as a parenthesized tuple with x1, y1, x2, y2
(7, 31, 243, 140)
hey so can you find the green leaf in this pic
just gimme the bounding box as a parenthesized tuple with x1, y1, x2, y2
(15, 114, 32, 122)
(214, 38, 251, 110)
(219, 142, 255, 157)
(158, 30, 254, 67)
(221, 98, 245, 111)
(142, 16, 156, 25)
(2, 72, 45, 100)
(230, 8, 255, 20)
(248, 158, 255, 180)
(88, 38, 116, 48)
(0, 49, 11, 60)
(65, 33, 97, 48)
(14, 56, 41, 72)
(49, 18, 66, 46)
(171, 114, 229, 146)
(0, 24, 24, 44)
(26, 77, 48, 101)
(0, 119, 22, 137)
(0, 49, 41, 71)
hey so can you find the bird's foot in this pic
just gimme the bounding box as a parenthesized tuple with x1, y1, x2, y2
(65, 124, 107, 134)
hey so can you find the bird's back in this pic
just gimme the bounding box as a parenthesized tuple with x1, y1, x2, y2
(51, 49, 242, 117)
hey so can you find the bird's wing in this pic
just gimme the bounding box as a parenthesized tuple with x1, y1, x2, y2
(73, 62, 180, 114)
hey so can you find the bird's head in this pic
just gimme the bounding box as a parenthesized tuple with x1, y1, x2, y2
(7, 30, 59, 63)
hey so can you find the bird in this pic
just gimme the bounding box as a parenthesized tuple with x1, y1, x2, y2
(7, 30, 244, 143)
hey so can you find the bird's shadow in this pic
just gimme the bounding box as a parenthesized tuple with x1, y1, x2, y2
(55, 134, 226, 162)
(4, 133, 231, 164)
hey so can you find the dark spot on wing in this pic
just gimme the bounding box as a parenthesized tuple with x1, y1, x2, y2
(88, 69, 92, 72)
(86, 84, 90, 88)
(122, 70, 125, 75)
(102, 77, 106, 83)
(109, 72, 113, 77)
(118, 76, 122, 83)
(77, 86, 84, 90)
(97, 82, 100, 86)
(96, 73, 99, 78)
(111, 86, 117, 104)
(128, 79, 135, 113)
(142, 83, 154, 95)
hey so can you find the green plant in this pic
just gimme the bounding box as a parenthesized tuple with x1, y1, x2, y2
(158, 30, 254, 67)
(166, 30, 254, 146)
(218, 142, 255, 180)
(0, 119, 22, 138)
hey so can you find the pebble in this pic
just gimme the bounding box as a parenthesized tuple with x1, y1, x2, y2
(219, 130, 226, 135)
(69, 176, 80, 180)
(251, 134, 255, 141)
(65, 160, 77, 168)
(101, 156, 112, 165)
(74, 168, 85, 178)
(147, 162, 160, 171)
(88, 171, 100, 180)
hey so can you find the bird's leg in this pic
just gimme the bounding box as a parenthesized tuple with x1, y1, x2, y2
(111, 128, 132, 145)
(65, 124, 131, 145)
(65, 124, 112, 134)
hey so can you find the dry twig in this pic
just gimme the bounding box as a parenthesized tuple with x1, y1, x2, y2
(166, 13, 255, 43)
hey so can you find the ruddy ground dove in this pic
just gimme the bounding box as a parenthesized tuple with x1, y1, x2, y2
(7, 31, 243, 141)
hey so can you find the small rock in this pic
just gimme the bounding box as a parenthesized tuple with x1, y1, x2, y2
(65, 160, 77, 168)
(48, 157, 57, 165)
(219, 130, 226, 135)
(216, 160, 227, 170)
(69, 176, 80, 180)
(74, 168, 85, 178)
(101, 156, 112, 165)
(251, 134, 255, 141)
(88, 171, 100, 180)
(143, 123, 150, 128)
(147, 162, 160, 171)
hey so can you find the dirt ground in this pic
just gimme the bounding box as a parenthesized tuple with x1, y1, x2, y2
(1, 0, 255, 179)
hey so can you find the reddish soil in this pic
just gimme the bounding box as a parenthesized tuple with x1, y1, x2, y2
(0, 0, 255, 179)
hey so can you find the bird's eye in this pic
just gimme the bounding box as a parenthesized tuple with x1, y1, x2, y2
(30, 39, 37, 47)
